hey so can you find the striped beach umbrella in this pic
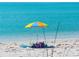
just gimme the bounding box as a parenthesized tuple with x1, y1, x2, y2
(25, 21, 48, 28)
(25, 21, 48, 43)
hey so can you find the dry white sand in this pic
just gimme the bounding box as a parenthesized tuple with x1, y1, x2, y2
(0, 38, 79, 57)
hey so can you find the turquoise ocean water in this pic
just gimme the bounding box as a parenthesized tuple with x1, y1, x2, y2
(0, 2, 79, 41)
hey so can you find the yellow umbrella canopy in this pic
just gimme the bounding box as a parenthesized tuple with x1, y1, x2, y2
(25, 21, 48, 28)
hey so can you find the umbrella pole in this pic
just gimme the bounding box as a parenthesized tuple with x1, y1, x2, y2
(36, 28, 39, 42)
(42, 28, 46, 44)
(29, 29, 32, 46)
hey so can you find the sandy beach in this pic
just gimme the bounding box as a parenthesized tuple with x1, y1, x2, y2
(0, 39, 79, 57)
